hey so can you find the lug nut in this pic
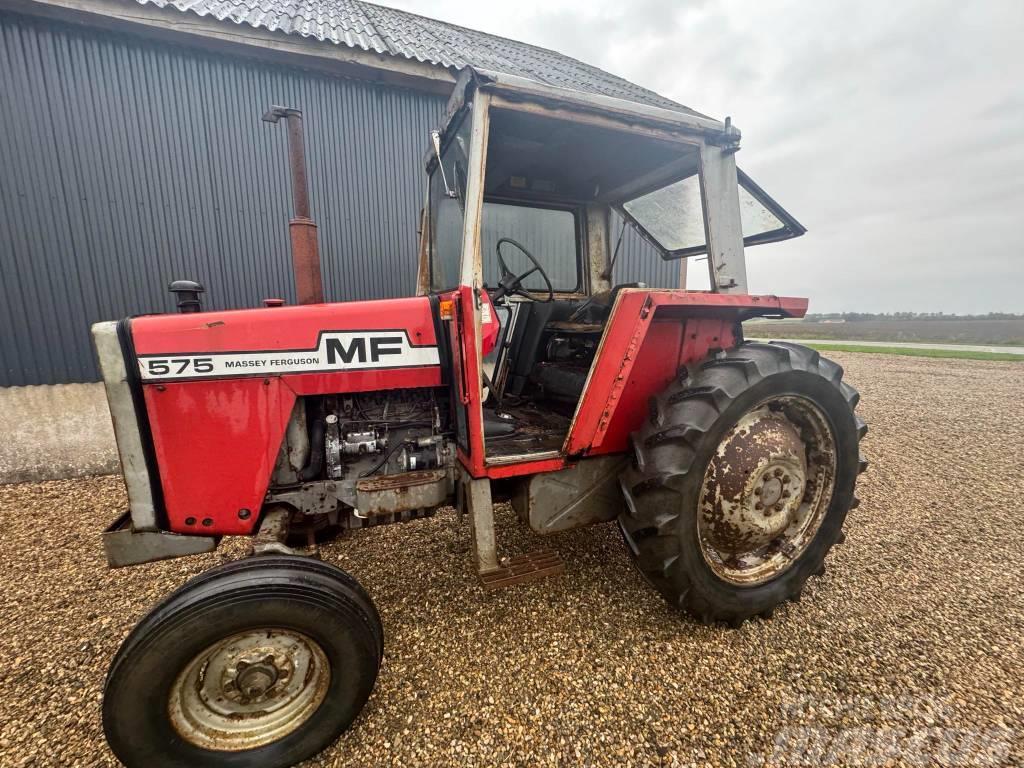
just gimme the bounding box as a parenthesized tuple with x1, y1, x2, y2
(782, 475, 791, 484)
(755, 502, 764, 510)
(774, 468, 783, 477)
(774, 503, 784, 511)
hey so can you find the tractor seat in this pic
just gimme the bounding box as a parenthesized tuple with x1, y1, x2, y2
(531, 362, 589, 403)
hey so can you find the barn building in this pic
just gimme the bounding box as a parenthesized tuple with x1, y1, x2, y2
(0, 0, 691, 387)
(0, 0, 692, 480)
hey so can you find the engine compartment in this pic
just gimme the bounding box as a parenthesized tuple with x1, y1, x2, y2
(267, 389, 454, 529)
(260, 292, 629, 524)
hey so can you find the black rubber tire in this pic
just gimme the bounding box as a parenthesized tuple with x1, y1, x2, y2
(103, 556, 383, 768)
(619, 341, 867, 626)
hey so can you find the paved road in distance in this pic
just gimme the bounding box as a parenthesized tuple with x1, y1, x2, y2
(750, 338, 1024, 355)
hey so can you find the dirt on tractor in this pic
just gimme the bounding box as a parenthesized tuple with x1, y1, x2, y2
(0, 352, 1021, 767)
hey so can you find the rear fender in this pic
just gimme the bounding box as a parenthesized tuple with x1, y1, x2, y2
(564, 289, 807, 456)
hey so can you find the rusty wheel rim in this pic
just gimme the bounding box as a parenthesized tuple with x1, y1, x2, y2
(168, 629, 330, 751)
(697, 396, 837, 586)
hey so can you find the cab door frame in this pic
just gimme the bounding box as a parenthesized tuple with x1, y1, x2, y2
(448, 91, 492, 477)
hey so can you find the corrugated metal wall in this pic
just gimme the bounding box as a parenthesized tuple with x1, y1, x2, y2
(609, 212, 682, 291)
(0, 11, 670, 387)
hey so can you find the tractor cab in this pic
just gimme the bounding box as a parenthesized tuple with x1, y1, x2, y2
(418, 69, 805, 470)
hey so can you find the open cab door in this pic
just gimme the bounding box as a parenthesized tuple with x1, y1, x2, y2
(420, 79, 569, 586)
(421, 91, 492, 476)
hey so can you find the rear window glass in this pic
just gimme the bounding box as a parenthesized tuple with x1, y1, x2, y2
(481, 203, 579, 292)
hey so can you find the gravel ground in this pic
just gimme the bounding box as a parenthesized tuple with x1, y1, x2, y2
(1, 353, 1022, 767)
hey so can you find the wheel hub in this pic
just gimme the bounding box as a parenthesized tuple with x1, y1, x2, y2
(168, 629, 330, 751)
(759, 476, 784, 508)
(229, 656, 285, 703)
(698, 399, 836, 585)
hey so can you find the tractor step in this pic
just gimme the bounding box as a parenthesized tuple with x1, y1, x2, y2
(479, 550, 564, 590)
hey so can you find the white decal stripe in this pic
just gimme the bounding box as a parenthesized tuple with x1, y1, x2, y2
(137, 332, 440, 381)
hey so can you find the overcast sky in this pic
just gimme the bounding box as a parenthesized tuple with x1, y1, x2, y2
(387, 0, 1022, 313)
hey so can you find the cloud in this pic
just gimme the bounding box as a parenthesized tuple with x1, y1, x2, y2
(386, 0, 1024, 311)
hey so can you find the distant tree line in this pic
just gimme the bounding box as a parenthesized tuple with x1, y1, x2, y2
(805, 312, 1024, 321)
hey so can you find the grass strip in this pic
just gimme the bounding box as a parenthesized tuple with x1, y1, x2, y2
(802, 343, 1024, 362)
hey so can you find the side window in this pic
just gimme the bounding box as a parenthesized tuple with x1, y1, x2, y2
(428, 114, 472, 290)
(619, 168, 805, 259)
(621, 173, 704, 253)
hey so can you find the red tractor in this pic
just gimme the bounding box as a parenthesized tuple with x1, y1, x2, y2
(93, 69, 865, 767)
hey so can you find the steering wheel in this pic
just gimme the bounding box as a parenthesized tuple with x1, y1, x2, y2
(491, 237, 554, 303)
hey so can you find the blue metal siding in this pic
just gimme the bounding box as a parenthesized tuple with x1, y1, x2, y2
(611, 212, 682, 291)
(0, 11, 673, 386)
(0, 11, 446, 385)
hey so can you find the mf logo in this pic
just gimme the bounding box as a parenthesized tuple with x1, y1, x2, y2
(326, 335, 403, 365)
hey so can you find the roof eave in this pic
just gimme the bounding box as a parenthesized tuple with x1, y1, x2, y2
(4, 0, 726, 137)
(2, 0, 457, 94)
(473, 68, 728, 137)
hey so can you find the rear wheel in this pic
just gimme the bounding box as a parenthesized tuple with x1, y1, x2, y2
(619, 342, 866, 626)
(103, 556, 382, 768)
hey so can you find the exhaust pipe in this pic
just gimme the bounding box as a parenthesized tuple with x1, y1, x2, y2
(262, 105, 324, 305)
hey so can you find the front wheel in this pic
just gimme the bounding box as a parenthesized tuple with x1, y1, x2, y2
(620, 342, 867, 626)
(103, 556, 382, 768)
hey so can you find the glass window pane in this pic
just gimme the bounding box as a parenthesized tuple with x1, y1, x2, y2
(429, 115, 472, 291)
(622, 174, 705, 252)
(622, 173, 793, 254)
(481, 204, 578, 292)
(738, 184, 784, 237)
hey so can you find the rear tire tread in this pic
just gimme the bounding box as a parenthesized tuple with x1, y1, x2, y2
(620, 341, 865, 627)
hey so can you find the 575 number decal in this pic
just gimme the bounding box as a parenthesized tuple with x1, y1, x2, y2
(144, 358, 214, 377)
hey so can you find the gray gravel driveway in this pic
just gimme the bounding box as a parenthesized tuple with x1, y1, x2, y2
(0, 353, 1021, 767)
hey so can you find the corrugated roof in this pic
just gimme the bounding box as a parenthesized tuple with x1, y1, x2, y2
(133, 0, 703, 116)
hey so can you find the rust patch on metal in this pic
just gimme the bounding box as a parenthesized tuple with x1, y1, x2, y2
(288, 217, 322, 305)
(480, 549, 564, 590)
(262, 106, 323, 305)
(697, 396, 837, 586)
(702, 410, 806, 554)
(355, 469, 445, 492)
(596, 309, 650, 437)
(355, 469, 451, 516)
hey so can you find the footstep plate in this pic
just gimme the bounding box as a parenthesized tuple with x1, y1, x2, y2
(479, 550, 565, 590)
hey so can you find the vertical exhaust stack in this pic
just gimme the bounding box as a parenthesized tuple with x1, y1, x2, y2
(262, 106, 324, 305)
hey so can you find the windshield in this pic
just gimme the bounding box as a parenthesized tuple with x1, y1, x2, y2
(428, 113, 472, 291)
